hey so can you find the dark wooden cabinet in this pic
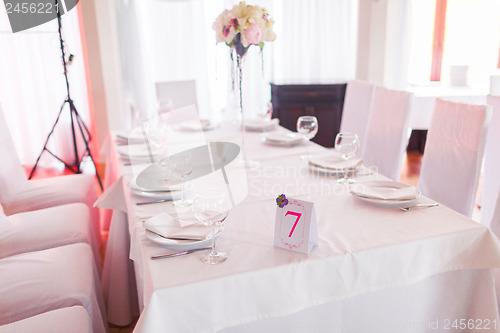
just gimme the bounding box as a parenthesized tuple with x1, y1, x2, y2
(271, 83, 347, 148)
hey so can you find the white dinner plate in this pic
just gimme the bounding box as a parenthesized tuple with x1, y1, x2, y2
(245, 118, 279, 132)
(261, 132, 305, 147)
(176, 120, 218, 132)
(145, 225, 223, 251)
(128, 178, 182, 200)
(350, 180, 420, 207)
(308, 155, 362, 175)
(117, 144, 161, 159)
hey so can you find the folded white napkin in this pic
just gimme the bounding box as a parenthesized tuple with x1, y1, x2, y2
(245, 118, 279, 131)
(350, 183, 419, 201)
(144, 212, 211, 240)
(309, 155, 362, 171)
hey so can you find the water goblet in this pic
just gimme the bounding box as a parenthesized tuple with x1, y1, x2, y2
(297, 116, 318, 160)
(335, 132, 359, 184)
(193, 187, 228, 264)
(171, 153, 194, 207)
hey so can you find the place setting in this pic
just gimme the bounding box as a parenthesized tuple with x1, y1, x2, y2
(306, 132, 366, 183)
(144, 183, 231, 264)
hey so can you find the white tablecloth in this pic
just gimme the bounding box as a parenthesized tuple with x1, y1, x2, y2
(100, 122, 500, 331)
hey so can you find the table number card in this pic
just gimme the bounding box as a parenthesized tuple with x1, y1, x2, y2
(274, 195, 318, 254)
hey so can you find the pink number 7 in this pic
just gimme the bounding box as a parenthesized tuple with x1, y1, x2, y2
(285, 211, 302, 237)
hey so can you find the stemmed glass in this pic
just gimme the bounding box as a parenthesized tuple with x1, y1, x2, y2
(335, 132, 359, 184)
(171, 153, 194, 207)
(193, 187, 229, 264)
(297, 116, 318, 160)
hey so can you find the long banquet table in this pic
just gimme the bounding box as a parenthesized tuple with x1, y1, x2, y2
(100, 119, 500, 333)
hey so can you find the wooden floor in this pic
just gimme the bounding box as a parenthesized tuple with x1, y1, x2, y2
(24, 151, 480, 331)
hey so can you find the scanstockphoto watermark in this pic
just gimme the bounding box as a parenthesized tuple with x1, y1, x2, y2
(3, 0, 79, 33)
(248, 163, 379, 198)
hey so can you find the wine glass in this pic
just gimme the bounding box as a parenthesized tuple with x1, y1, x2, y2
(297, 116, 318, 160)
(193, 187, 228, 264)
(171, 153, 194, 207)
(335, 132, 359, 184)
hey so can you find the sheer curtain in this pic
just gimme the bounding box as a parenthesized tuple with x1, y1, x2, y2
(116, 0, 358, 124)
(0, 8, 90, 166)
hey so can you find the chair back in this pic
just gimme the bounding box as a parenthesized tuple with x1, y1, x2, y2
(481, 95, 500, 228)
(155, 80, 198, 112)
(0, 105, 29, 203)
(340, 80, 375, 157)
(363, 86, 414, 181)
(418, 98, 490, 217)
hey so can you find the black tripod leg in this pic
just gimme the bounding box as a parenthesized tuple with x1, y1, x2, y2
(68, 100, 81, 172)
(74, 107, 103, 191)
(29, 100, 68, 179)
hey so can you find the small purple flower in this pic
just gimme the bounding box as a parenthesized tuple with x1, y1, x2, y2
(276, 194, 288, 208)
(223, 25, 232, 37)
(231, 18, 238, 28)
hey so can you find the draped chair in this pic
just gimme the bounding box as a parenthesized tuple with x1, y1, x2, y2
(0, 203, 100, 268)
(0, 306, 92, 333)
(155, 80, 198, 112)
(339, 80, 375, 158)
(418, 99, 490, 217)
(363, 86, 414, 181)
(0, 243, 106, 333)
(0, 105, 101, 247)
(481, 95, 500, 233)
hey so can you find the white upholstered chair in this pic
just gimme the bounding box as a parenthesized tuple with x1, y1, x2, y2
(155, 80, 198, 112)
(418, 98, 490, 217)
(0, 306, 92, 333)
(362, 86, 414, 181)
(339, 80, 375, 157)
(481, 95, 500, 232)
(0, 106, 101, 247)
(0, 243, 106, 333)
(0, 203, 100, 267)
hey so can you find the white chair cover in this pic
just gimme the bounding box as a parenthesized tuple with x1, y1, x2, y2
(0, 306, 92, 333)
(481, 95, 500, 232)
(339, 80, 375, 157)
(155, 80, 198, 111)
(418, 98, 490, 217)
(0, 203, 100, 268)
(363, 86, 414, 181)
(0, 243, 106, 333)
(0, 106, 101, 247)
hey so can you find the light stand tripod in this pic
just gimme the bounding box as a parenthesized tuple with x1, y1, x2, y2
(29, 2, 103, 190)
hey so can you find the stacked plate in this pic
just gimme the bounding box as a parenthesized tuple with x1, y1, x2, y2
(261, 132, 305, 147)
(308, 154, 362, 175)
(245, 118, 279, 132)
(175, 119, 218, 132)
(350, 180, 420, 207)
(117, 144, 161, 164)
(128, 177, 182, 201)
(143, 212, 223, 250)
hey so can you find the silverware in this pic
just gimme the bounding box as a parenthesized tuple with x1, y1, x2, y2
(146, 229, 204, 241)
(136, 199, 171, 205)
(151, 247, 211, 260)
(400, 203, 439, 212)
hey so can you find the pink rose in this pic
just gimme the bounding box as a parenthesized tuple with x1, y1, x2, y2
(244, 23, 262, 45)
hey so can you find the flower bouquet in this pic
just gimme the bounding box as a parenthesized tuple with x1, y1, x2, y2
(212, 1, 276, 58)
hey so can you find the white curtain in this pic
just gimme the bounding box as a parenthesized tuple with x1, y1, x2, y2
(0, 8, 90, 166)
(117, 0, 358, 124)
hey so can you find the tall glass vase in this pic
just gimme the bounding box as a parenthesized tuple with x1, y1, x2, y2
(232, 47, 259, 169)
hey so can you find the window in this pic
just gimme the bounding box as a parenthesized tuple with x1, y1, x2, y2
(408, 0, 500, 89)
